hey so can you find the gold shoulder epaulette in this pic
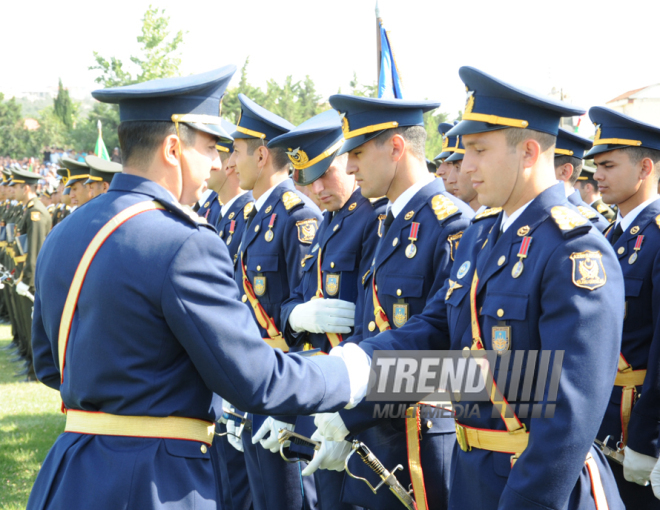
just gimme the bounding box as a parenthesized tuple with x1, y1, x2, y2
(550, 206, 588, 231)
(369, 196, 386, 204)
(655, 214, 660, 229)
(474, 207, 502, 221)
(431, 194, 458, 221)
(596, 203, 610, 214)
(243, 202, 254, 220)
(577, 206, 597, 219)
(282, 191, 302, 212)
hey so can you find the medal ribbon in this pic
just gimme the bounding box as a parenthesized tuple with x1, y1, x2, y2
(268, 213, 277, 229)
(517, 236, 532, 259)
(633, 234, 644, 252)
(229, 220, 236, 235)
(314, 247, 342, 348)
(408, 222, 420, 242)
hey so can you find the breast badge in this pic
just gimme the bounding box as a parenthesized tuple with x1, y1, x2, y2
(570, 251, 606, 290)
(296, 219, 317, 244)
(325, 273, 340, 296)
(393, 303, 409, 328)
(491, 326, 511, 354)
(253, 276, 267, 296)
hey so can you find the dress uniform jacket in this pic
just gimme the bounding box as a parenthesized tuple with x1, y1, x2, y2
(196, 190, 222, 226)
(18, 198, 51, 290)
(216, 192, 253, 263)
(591, 198, 615, 222)
(27, 174, 350, 510)
(358, 183, 625, 510)
(340, 178, 473, 510)
(600, 198, 660, 507)
(568, 190, 610, 233)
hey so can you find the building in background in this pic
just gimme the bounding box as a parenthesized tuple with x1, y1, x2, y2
(606, 84, 660, 125)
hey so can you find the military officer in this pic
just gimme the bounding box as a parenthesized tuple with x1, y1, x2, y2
(268, 110, 386, 509)
(434, 121, 456, 188)
(444, 135, 483, 212)
(27, 67, 357, 510)
(320, 67, 626, 510)
(60, 158, 92, 207)
(585, 106, 660, 508)
(310, 95, 473, 510)
(576, 166, 616, 222)
(554, 128, 610, 232)
(224, 93, 322, 510)
(83, 155, 122, 199)
(50, 178, 71, 227)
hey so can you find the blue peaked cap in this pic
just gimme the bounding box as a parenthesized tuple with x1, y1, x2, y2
(268, 110, 344, 186)
(555, 128, 592, 159)
(435, 121, 460, 161)
(328, 95, 440, 155)
(92, 66, 236, 142)
(585, 106, 660, 159)
(445, 134, 465, 162)
(232, 94, 294, 141)
(216, 119, 237, 153)
(448, 66, 585, 138)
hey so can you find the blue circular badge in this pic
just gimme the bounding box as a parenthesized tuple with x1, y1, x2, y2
(456, 261, 471, 279)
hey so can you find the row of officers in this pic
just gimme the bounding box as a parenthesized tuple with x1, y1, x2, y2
(23, 64, 660, 510)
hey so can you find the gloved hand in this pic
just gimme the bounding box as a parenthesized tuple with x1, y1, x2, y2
(301, 430, 352, 476)
(623, 446, 657, 486)
(314, 412, 350, 442)
(651, 457, 660, 499)
(15, 281, 29, 297)
(226, 419, 244, 452)
(329, 342, 372, 409)
(289, 298, 355, 334)
(252, 417, 294, 453)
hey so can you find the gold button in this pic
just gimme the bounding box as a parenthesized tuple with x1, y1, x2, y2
(393, 238, 399, 247)
(497, 309, 504, 318)
(333, 225, 339, 231)
(242, 295, 247, 303)
(200, 444, 208, 454)
(617, 247, 625, 254)
(427, 420, 433, 429)
(331, 262, 335, 268)
(404, 211, 414, 220)
(257, 265, 261, 271)
(497, 256, 506, 266)
(396, 289, 402, 296)
(265, 206, 272, 214)
(348, 202, 357, 211)
(229, 212, 235, 219)
(368, 321, 376, 332)
(254, 225, 260, 233)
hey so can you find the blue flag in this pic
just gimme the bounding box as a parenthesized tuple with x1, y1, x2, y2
(377, 19, 403, 99)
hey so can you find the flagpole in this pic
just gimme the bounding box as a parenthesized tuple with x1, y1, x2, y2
(376, 0, 382, 86)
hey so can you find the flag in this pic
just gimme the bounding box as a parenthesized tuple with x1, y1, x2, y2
(376, 1, 403, 99)
(95, 120, 110, 161)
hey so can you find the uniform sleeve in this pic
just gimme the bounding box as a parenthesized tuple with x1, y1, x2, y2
(626, 247, 660, 458)
(161, 228, 350, 416)
(31, 284, 60, 390)
(499, 238, 624, 510)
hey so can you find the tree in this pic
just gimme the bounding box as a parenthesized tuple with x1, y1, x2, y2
(348, 72, 378, 98)
(69, 102, 120, 153)
(424, 110, 449, 161)
(53, 79, 78, 130)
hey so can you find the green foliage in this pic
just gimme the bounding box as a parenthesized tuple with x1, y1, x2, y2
(424, 110, 449, 161)
(348, 72, 378, 98)
(69, 102, 120, 153)
(53, 79, 77, 131)
(0, 94, 48, 159)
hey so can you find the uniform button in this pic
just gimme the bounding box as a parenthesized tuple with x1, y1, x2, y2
(331, 262, 335, 268)
(427, 420, 433, 429)
(396, 289, 402, 296)
(333, 225, 339, 231)
(368, 321, 376, 332)
(497, 256, 506, 266)
(242, 295, 247, 302)
(393, 238, 399, 247)
(497, 309, 504, 318)
(375, 285, 378, 291)
(200, 444, 208, 454)
(254, 225, 260, 233)
(257, 265, 261, 271)
(617, 247, 625, 255)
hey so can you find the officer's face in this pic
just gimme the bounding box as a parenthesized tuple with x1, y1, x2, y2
(69, 181, 90, 206)
(462, 130, 520, 208)
(88, 181, 108, 199)
(435, 159, 451, 182)
(309, 155, 355, 212)
(207, 152, 230, 191)
(14, 184, 25, 202)
(593, 150, 644, 205)
(447, 160, 477, 204)
(346, 139, 393, 198)
(180, 131, 221, 206)
(231, 139, 262, 191)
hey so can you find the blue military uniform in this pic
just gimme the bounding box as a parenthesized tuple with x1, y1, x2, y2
(576, 166, 616, 222)
(326, 94, 474, 510)
(231, 94, 323, 510)
(585, 106, 660, 508)
(27, 68, 351, 510)
(354, 66, 625, 510)
(197, 190, 222, 225)
(217, 192, 254, 264)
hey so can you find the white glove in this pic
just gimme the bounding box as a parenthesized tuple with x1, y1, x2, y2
(16, 281, 29, 297)
(623, 446, 657, 486)
(301, 430, 352, 476)
(651, 457, 660, 499)
(329, 343, 372, 409)
(289, 299, 355, 334)
(252, 417, 295, 453)
(226, 419, 244, 452)
(314, 412, 350, 442)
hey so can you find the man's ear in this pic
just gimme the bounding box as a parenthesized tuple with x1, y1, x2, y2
(162, 134, 181, 168)
(639, 157, 654, 181)
(102, 182, 110, 192)
(521, 138, 542, 169)
(556, 162, 574, 182)
(390, 134, 405, 162)
(256, 145, 269, 168)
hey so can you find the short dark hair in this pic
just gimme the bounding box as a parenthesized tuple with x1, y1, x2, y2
(554, 155, 584, 185)
(620, 146, 660, 166)
(244, 138, 290, 171)
(373, 125, 427, 160)
(117, 121, 197, 168)
(503, 128, 556, 153)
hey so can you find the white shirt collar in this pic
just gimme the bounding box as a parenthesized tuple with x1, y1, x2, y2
(500, 200, 534, 233)
(389, 175, 434, 218)
(254, 184, 278, 212)
(220, 192, 246, 217)
(617, 195, 660, 232)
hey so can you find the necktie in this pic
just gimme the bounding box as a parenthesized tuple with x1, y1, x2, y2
(609, 222, 623, 246)
(245, 206, 257, 229)
(383, 209, 395, 236)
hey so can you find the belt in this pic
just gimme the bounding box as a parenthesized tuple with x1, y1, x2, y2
(65, 409, 215, 445)
(455, 422, 529, 455)
(614, 369, 646, 387)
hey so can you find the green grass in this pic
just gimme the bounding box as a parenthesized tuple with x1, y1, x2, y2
(0, 326, 64, 510)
